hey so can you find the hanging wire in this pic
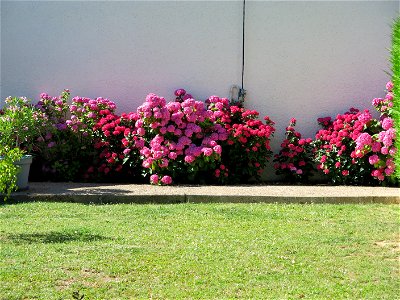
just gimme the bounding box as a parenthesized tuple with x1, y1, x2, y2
(230, 0, 246, 106)
(241, 0, 246, 90)
(238, 0, 247, 106)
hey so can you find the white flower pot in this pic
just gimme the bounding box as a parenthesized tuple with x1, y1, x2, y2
(14, 155, 33, 190)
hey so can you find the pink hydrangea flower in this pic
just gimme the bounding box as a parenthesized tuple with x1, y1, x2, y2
(161, 175, 172, 185)
(368, 154, 379, 165)
(381, 118, 394, 130)
(184, 155, 195, 163)
(150, 174, 159, 184)
(386, 81, 393, 91)
(202, 147, 213, 157)
(174, 89, 186, 97)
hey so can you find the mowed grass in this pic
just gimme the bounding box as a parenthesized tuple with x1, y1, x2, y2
(0, 202, 398, 299)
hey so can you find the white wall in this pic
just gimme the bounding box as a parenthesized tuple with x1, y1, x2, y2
(1, 0, 399, 178)
(1, 1, 242, 111)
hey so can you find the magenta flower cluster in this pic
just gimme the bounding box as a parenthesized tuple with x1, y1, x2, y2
(8, 82, 396, 186)
(354, 81, 396, 181)
(273, 118, 314, 182)
(29, 88, 276, 184)
(312, 82, 397, 185)
(207, 95, 275, 183)
(33, 90, 121, 181)
(133, 91, 228, 184)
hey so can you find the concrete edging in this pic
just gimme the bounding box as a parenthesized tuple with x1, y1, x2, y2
(4, 182, 399, 204)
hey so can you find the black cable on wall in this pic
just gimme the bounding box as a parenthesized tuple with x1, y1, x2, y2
(241, 0, 246, 90)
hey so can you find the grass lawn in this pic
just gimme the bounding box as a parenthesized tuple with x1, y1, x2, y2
(0, 202, 398, 299)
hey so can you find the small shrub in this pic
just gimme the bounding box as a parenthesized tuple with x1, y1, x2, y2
(312, 82, 397, 186)
(0, 96, 43, 153)
(273, 118, 314, 182)
(91, 112, 142, 182)
(32, 90, 118, 181)
(312, 109, 375, 185)
(207, 96, 275, 184)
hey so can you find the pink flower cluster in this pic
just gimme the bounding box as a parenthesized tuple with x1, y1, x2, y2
(69, 96, 117, 135)
(313, 108, 375, 184)
(207, 96, 275, 183)
(31, 88, 276, 185)
(354, 81, 397, 181)
(90, 112, 140, 179)
(313, 82, 397, 184)
(274, 118, 314, 182)
(133, 91, 227, 185)
(372, 81, 394, 115)
(36, 90, 70, 134)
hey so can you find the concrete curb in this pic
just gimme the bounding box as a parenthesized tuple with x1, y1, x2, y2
(5, 182, 400, 204)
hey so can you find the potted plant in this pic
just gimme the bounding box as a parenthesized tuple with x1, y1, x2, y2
(0, 96, 43, 194)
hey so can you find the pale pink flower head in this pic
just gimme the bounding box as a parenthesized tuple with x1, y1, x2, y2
(174, 89, 186, 97)
(381, 117, 394, 130)
(184, 155, 195, 164)
(371, 142, 381, 153)
(357, 111, 372, 124)
(356, 132, 373, 148)
(368, 154, 379, 165)
(385, 92, 393, 101)
(389, 147, 397, 156)
(202, 147, 213, 157)
(161, 175, 172, 185)
(386, 81, 393, 91)
(385, 168, 394, 176)
(213, 145, 222, 155)
(168, 152, 177, 160)
(150, 174, 159, 184)
(372, 98, 383, 106)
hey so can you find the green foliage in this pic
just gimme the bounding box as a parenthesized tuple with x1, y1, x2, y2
(0, 96, 42, 153)
(0, 147, 23, 200)
(391, 16, 400, 180)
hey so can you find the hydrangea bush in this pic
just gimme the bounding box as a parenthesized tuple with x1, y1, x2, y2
(2, 84, 396, 187)
(312, 109, 374, 184)
(312, 82, 397, 185)
(32, 90, 121, 181)
(273, 118, 314, 182)
(132, 91, 226, 185)
(207, 96, 275, 184)
(359, 82, 396, 182)
(33, 90, 81, 180)
(91, 111, 143, 182)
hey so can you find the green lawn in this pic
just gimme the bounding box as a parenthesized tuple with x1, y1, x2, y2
(0, 202, 398, 299)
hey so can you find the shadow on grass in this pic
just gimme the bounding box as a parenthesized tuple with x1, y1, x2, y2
(4, 229, 109, 244)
